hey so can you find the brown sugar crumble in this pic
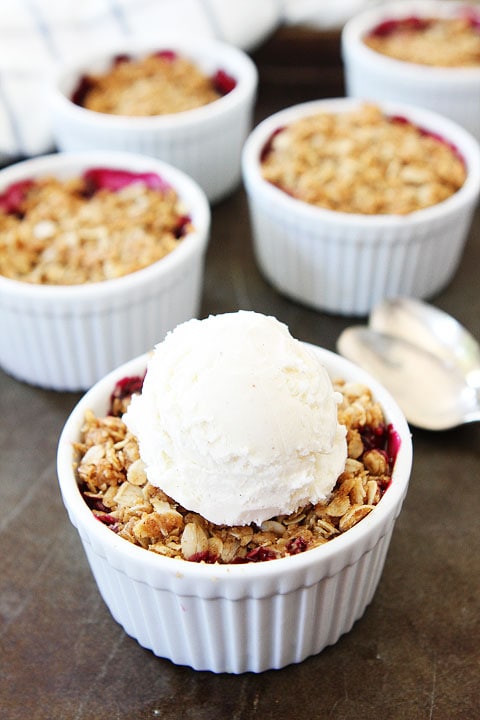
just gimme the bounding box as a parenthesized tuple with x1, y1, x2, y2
(74, 376, 400, 564)
(0, 169, 193, 285)
(260, 103, 466, 215)
(364, 14, 480, 68)
(72, 51, 236, 116)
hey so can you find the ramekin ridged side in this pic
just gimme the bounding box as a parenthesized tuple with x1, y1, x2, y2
(57, 347, 412, 674)
(0, 152, 210, 391)
(241, 98, 480, 316)
(341, 0, 480, 141)
(50, 37, 258, 203)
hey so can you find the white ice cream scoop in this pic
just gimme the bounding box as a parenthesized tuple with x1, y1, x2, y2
(124, 311, 347, 526)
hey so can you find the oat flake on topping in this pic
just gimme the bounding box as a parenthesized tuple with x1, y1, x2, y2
(74, 379, 395, 564)
(79, 53, 222, 116)
(0, 176, 192, 285)
(364, 16, 480, 68)
(261, 104, 466, 215)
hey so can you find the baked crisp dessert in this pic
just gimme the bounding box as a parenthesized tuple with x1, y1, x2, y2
(364, 12, 480, 67)
(0, 168, 192, 285)
(74, 374, 400, 564)
(72, 50, 236, 116)
(260, 103, 466, 215)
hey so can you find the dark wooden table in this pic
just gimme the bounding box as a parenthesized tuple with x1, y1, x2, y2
(1, 28, 479, 720)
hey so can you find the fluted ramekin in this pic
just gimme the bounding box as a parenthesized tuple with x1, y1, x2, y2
(0, 151, 210, 391)
(50, 37, 258, 203)
(57, 344, 412, 674)
(342, 0, 480, 141)
(241, 97, 480, 316)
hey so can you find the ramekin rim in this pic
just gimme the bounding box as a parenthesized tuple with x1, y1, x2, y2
(56, 344, 413, 585)
(51, 36, 259, 129)
(342, 0, 480, 82)
(241, 97, 480, 228)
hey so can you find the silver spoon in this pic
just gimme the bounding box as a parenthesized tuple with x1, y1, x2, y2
(369, 297, 480, 389)
(337, 326, 480, 430)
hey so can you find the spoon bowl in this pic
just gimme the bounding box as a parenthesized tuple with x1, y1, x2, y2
(337, 326, 480, 430)
(369, 297, 480, 388)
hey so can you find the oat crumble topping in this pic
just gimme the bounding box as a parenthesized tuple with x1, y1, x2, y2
(364, 14, 480, 68)
(72, 51, 235, 116)
(261, 104, 466, 215)
(74, 376, 399, 564)
(0, 170, 192, 285)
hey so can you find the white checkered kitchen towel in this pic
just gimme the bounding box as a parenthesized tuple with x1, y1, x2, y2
(0, 0, 380, 160)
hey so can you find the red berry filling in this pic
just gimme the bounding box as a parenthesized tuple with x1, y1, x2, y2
(0, 169, 180, 215)
(0, 180, 35, 215)
(212, 69, 237, 95)
(462, 7, 480, 30)
(260, 126, 285, 164)
(153, 50, 177, 62)
(83, 167, 171, 195)
(360, 422, 401, 478)
(368, 12, 480, 38)
(109, 374, 145, 416)
(368, 16, 432, 38)
(187, 550, 219, 564)
(71, 75, 95, 107)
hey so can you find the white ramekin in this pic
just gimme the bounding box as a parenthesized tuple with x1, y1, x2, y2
(50, 37, 258, 204)
(0, 151, 210, 391)
(241, 97, 480, 316)
(342, 0, 480, 141)
(57, 344, 412, 674)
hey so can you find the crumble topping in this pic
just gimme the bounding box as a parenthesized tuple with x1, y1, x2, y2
(364, 14, 480, 67)
(74, 376, 400, 564)
(0, 169, 192, 285)
(260, 104, 466, 215)
(72, 51, 235, 116)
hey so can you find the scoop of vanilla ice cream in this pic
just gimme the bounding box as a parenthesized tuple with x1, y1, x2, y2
(123, 311, 347, 527)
